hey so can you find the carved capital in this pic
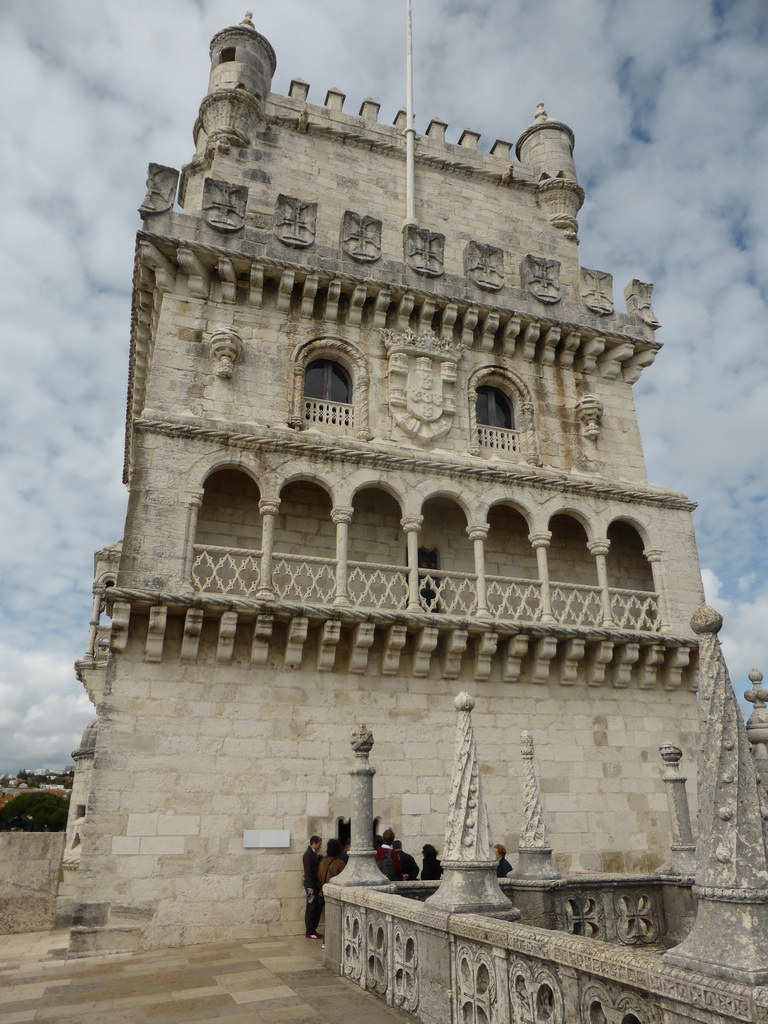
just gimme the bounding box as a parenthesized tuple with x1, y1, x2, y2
(528, 531, 551, 549)
(258, 499, 280, 517)
(588, 540, 610, 557)
(400, 515, 423, 533)
(466, 525, 488, 542)
(643, 547, 663, 563)
(331, 506, 354, 526)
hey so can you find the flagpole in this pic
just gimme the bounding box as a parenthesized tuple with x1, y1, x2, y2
(404, 0, 417, 227)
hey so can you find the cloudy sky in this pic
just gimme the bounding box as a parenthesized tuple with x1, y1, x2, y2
(1, 0, 766, 773)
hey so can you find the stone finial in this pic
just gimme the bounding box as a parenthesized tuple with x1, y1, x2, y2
(659, 742, 683, 766)
(665, 606, 768, 983)
(350, 725, 374, 756)
(535, 101, 549, 122)
(746, 668, 768, 708)
(511, 731, 559, 879)
(240, 11, 255, 29)
(426, 694, 519, 917)
(745, 669, 768, 772)
(656, 742, 696, 876)
(210, 328, 243, 379)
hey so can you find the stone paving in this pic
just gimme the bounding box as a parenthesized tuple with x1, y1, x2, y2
(0, 930, 410, 1024)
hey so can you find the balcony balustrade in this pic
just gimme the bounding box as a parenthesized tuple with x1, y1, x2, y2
(476, 424, 519, 453)
(304, 398, 354, 428)
(191, 545, 661, 631)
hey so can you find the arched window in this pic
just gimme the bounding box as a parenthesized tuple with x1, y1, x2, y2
(304, 359, 352, 404)
(476, 386, 514, 430)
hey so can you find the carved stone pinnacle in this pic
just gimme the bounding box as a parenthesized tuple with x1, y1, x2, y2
(690, 604, 723, 635)
(659, 742, 683, 766)
(350, 725, 374, 756)
(520, 730, 534, 759)
(454, 692, 475, 712)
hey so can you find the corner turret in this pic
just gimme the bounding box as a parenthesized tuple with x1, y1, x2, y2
(193, 13, 276, 158)
(516, 103, 584, 242)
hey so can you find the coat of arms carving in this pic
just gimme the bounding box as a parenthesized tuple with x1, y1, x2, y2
(521, 254, 561, 304)
(404, 226, 445, 277)
(465, 241, 504, 291)
(382, 328, 464, 444)
(274, 194, 317, 248)
(581, 268, 614, 315)
(202, 178, 248, 233)
(139, 163, 179, 217)
(341, 211, 382, 263)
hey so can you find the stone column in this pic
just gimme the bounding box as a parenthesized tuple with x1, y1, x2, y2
(426, 693, 519, 918)
(512, 731, 559, 879)
(256, 499, 280, 600)
(332, 507, 354, 608)
(85, 587, 105, 658)
(182, 493, 203, 590)
(529, 531, 556, 625)
(401, 515, 423, 612)
(467, 525, 489, 616)
(588, 539, 615, 627)
(644, 548, 671, 630)
(656, 743, 696, 876)
(335, 726, 387, 886)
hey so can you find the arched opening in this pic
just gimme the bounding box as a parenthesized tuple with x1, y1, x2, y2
(272, 481, 335, 602)
(548, 515, 596, 585)
(418, 496, 475, 614)
(304, 358, 352, 403)
(606, 521, 654, 592)
(476, 385, 514, 430)
(485, 504, 539, 621)
(348, 487, 407, 611)
(195, 469, 262, 549)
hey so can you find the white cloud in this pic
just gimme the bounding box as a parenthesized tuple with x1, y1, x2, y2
(0, 0, 766, 768)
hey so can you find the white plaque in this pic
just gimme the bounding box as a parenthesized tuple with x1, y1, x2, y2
(243, 829, 291, 849)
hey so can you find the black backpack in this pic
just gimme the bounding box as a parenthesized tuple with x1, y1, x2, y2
(377, 849, 400, 881)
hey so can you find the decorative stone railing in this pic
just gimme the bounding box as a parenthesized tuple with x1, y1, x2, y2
(323, 879, 746, 1024)
(190, 546, 661, 632)
(476, 424, 520, 453)
(304, 397, 355, 428)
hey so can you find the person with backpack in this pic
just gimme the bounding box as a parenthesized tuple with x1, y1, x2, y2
(318, 838, 346, 888)
(374, 831, 402, 880)
(392, 839, 419, 880)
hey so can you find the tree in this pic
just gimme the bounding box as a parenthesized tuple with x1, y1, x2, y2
(0, 791, 70, 832)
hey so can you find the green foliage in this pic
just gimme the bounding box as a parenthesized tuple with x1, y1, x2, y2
(0, 791, 70, 832)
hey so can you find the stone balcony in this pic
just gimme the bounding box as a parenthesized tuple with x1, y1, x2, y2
(191, 545, 661, 632)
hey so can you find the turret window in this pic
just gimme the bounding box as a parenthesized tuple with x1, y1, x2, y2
(476, 386, 514, 430)
(219, 47, 236, 64)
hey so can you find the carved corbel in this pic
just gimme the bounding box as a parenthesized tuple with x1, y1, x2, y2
(177, 246, 210, 299)
(248, 263, 264, 307)
(623, 347, 658, 384)
(479, 311, 500, 352)
(348, 284, 367, 327)
(503, 634, 530, 683)
(558, 637, 585, 685)
(284, 616, 309, 668)
(474, 632, 498, 681)
(217, 258, 237, 303)
(210, 328, 243, 380)
(277, 268, 295, 313)
(413, 627, 439, 677)
(181, 608, 204, 662)
(325, 279, 342, 322)
(382, 624, 407, 675)
(216, 611, 238, 662)
(461, 306, 479, 348)
(531, 636, 558, 683)
(599, 341, 635, 380)
(318, 620, 341, 672)
(441, 302, 459, 340)
(585, 640, 614, 686)
(663, 646, 691, 690)
(250, 614, 274, 667)
(638, 643, 665, 689)
(520, 322, 540, 361)
(144, 605, 167, 663)
(442, 629, 468, 680)
(396, 292, 415, 330)
(418, 298, 436, 334)
(349, 622, 376, 674)
(575, 394, 603, 441)
(140, 240, 176, 294)
(109, 601, 132, 653)
(300, 274, 319, 318)
(502, 315, 522, 355)
(560, 330, 581, 367)
(372, 287, 391, 329)
(539, 325, 561, 365)
(611, 642, 639, 688)
(578, 335, 605, 374)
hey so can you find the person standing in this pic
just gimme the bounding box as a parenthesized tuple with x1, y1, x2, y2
(392, 840, 419, 880)
(494, 843, 512, 878)
(303, 835, 323, 938)
(421, 843, 443, 880)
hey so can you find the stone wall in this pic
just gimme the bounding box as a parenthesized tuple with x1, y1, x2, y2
(0, 832, 65, 933)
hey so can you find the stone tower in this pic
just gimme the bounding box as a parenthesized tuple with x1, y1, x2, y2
(69, 14, 704, 955)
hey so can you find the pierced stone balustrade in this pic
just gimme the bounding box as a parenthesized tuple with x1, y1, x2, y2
(190, 545, 661, 632)
(304, 397, 354, 428)
(476, 424, 519, 453)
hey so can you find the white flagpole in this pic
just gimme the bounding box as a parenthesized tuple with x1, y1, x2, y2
(404, 0, 417, 227)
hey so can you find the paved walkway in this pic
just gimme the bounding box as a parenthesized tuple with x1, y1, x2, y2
(0, 930, 411, 1024)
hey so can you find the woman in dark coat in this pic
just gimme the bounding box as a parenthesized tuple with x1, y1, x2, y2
(494, 843, 512, 878)
(421, 843, 443, 880)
